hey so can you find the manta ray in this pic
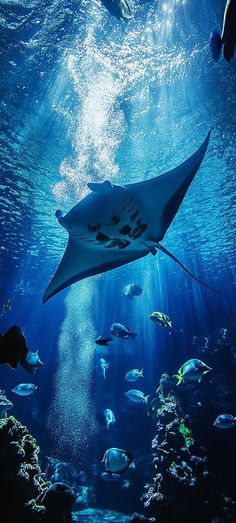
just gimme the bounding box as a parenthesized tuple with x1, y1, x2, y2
(43, 132, 220, 303)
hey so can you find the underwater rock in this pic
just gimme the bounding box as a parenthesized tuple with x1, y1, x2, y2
(0, 414, 75, 522)
(140, 372, 236, 523)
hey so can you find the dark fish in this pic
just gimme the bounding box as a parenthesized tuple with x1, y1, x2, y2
(210, 0, 236, 62)
(0, 326, 28, 369)
(95, 336, 114, 346)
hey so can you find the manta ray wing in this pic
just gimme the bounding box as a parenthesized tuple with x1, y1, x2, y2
(43, 133, 211, 303)
(125, 132, 210, 241)
(43, 239, 148, 303)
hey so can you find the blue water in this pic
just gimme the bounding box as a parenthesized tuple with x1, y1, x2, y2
(0, 0, 236, 519)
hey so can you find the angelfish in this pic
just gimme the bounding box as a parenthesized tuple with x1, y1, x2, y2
(102, 448, 135, 474)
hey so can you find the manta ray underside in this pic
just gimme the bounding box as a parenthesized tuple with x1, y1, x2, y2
(43, 132, 221, 303)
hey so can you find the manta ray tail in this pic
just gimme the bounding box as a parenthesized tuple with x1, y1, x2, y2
(157, 243, 223, 295)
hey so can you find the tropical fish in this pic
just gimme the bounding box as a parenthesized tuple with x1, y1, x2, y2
(21, 350, 43, 375)
(95, 336, 114, 346)
(1, 299, 11, 317)
(100, 0, 133, 21)
(110, 323, 137, 340)
(149, 311, 172, 328)
(122, 283, 143, 299)
(0, 325, 28, 369)
(43, 133, 221, 304)
(100, 358, 110, 379)
(12, 383, 39, 396)
(102, 448, 134, 474)
(173, 359, 212, 385)
(125, 389, 150, 404)
(213, 414, 236, 429)
(0, 389, 13, 418)
(104, 408, 116, 429)
(125, 368, 144, 382)
(210, 0, 236, 62)
(147, 396, 161, 417)
(101, 472, 121, 482)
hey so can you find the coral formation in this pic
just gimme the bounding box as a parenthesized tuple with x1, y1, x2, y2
(0, 413, 75, 522)
(138, 366, 236, 523)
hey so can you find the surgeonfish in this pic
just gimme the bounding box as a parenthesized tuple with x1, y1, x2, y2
(12, 383, 39, 396)
(213, 414, 236, 429)
(104, 408, 116, 429)
(124, 389, 150, 404)
(122, 284, 143, 299)
(173, 359, 212, 385)
(149, 311, 172, 328)
(100, 358, 110, 379)
(95, 336, 114, 346)
(125, 368, 144, 382)
(21, 350, 43, 375)
(210, 0, 236, 62)
(110, 323, 137, 340)
(102, 448, 134, 474)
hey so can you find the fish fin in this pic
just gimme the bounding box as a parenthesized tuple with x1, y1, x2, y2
(223, 43, 235, 63)
(157, 243, 224, 295)
(87, 180, 113, 193)
(36, 384, 39, 392)
(43, 238, 147, 303)
(130, 331, 138, 340)
(172, 373, 183, 385)
(210, 30, 222, 61)
(140, 368, 144, 377)
(129, 461, 136, 469)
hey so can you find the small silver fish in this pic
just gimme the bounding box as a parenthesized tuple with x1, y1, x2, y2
(104, 408, 116, 429)
(124, 389, 149, 404)
(125, 368, 144, 382)
(12, 383, 39, 396)
(100, 358, 110, 380)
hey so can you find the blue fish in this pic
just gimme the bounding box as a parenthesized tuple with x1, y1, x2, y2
(21, 350, 43, 375)
(110, 323, 137, 340)
(122, 283, 143, 299)
(12, 383, 39, 396)
(213, 414, 236, 429)
(125, 389, 150, 404)
(125, 368, 144, 382)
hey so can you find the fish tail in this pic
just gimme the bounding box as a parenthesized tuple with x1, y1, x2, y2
(157, 243, 224, 295)
(210, 30, 222, 61)
(172, 373, 182, 385)
(36, 384, 40, 392)
(144, 394, 151, 404)
(130, 331, 138, 340)
(140, 367, 144, 377)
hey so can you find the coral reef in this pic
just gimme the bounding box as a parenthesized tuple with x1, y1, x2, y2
(138, 369, 236, 523)
(0, 414, 75, 522)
